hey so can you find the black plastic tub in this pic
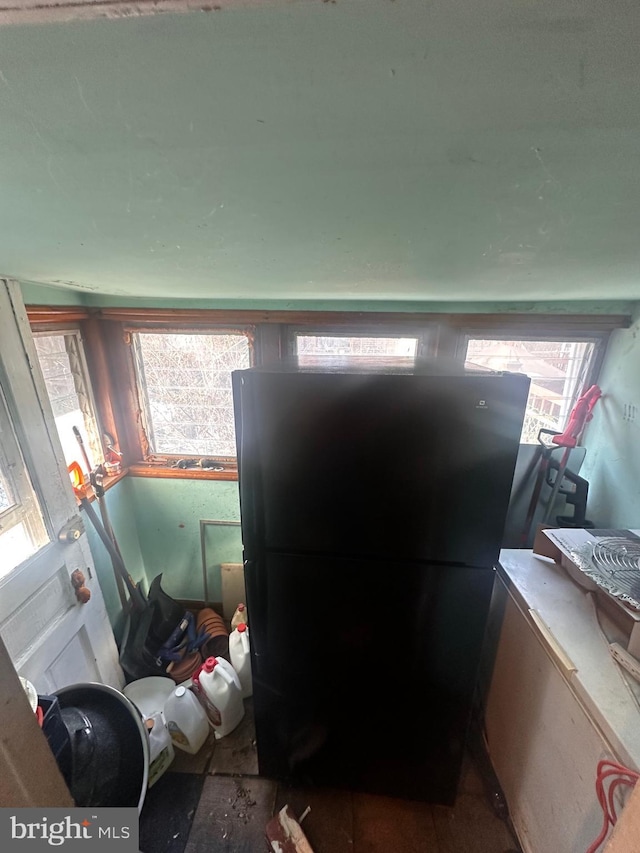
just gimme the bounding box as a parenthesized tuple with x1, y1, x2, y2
(53, 682, 149, 812)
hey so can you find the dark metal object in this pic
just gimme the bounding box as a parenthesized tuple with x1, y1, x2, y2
(521, 385, 601, 541)
(79, 496, 146, 612)
(71, 425, 188, 678)
(502, 444, 587, 548)
(92, 464, 128, 609)
(72, 425, 92, 475)
(57, 515, 84, 543)
(173, 458, 224, 471)
(520, 428, 563, 544)
(519, 442, 592, 539)
(232, 360, 529, 804)
(552, 465, 593, 529)
(540, 447, 572, 524)
(73, 424, 128, 608)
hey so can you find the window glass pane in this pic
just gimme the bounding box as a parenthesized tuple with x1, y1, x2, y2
(465, 339, 594, 443)
(0, 392, 49, 578)
(0, 465, 16, 513)
(0, 522, 35, 577)
(133, 332, 251, 456)
(33, 332, 101, 475)
(296, 335, 418, 359)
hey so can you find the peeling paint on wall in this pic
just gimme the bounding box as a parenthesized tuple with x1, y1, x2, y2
(0, 0, 267, 27)
(2, 2, 640, 302)
(582, 304, 640, 527)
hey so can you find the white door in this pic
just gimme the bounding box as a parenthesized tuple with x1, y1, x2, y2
(0, 280, 123, 693)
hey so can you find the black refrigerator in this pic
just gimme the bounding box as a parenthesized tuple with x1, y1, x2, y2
(232, 358, 529, 804)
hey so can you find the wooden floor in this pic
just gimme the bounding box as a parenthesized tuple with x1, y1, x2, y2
(140, 701, 521, 853)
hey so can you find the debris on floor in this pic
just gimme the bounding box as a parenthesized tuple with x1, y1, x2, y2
(266, 804, 315, 853)
(228, 781, 257, 824)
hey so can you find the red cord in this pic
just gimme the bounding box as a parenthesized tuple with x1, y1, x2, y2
(585, 760, 640, 853)
(585, 817, 609, 853)
(607, 778, 635, 824)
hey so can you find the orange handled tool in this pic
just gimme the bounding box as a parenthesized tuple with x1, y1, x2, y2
(68, 460, 85, 497)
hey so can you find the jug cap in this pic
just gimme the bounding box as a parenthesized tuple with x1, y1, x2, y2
(237, 623, 247, 633)
(203, 657, 218, 672)
(175, 686, 186, 697)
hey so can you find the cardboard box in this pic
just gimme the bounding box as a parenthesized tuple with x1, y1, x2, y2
(532, 526, 600, 591)
(533, 526, 640, 659)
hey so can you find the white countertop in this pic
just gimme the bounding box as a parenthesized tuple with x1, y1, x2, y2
(498, 548, 640, 770)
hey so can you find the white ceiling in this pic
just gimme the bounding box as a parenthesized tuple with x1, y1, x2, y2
(1, 0, 639, 303)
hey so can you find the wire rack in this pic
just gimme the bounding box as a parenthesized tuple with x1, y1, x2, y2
(572, 537, 640, 610)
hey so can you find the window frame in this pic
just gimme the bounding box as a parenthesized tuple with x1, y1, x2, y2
(0, 384, 49, 573)
(125, 323, 256, 473)
(26, 305, 629, 482)
(461, 331, 607, 444)
(286, 322, 436, 361)
(31, 326, 105, 476)
(456, 327, 608, 367)
(26, 313, 127, 496)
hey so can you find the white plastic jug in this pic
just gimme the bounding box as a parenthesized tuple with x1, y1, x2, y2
(231, 603, 248, 630)
(229, 623, 253, 698)
(196, 656, 245, 739)
(146, 712, 174, 788)
(163, 686, 209, 754)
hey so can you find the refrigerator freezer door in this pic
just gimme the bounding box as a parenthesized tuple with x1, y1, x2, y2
(248, 552, 495, 804)
(234, 370, 529, 567)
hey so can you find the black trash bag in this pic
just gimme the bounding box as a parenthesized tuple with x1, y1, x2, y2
(119, 605, 166, 681)
(118, 574, 185, 681)
(147, 574, 185, 647)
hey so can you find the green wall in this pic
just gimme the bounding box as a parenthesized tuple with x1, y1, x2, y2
(84, 477, 242, 633)
(20, 281, 89, 306)
(582, 305, 640, 528)
(125, 478, 242, 603)
(83, 477, 147, 640)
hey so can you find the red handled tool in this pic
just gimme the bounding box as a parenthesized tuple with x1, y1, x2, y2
(521, 384, 602, 542)
(540, 385, 602, 524)
(550, 384, 602, 449)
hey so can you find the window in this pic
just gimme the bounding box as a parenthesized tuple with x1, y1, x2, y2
(0, 387, 48, 577)
(33, 330, 103, 476)
(28, 307, 622, 480)
(291, 327, 431, 367)
(295, 334, 418, 364)
(465, 338, 597, 443)
(131, 330, 252, 459)
(296, 334, 419, 361)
